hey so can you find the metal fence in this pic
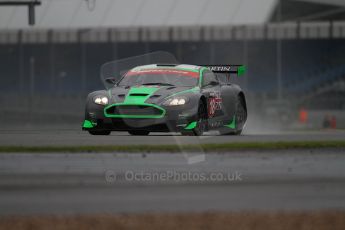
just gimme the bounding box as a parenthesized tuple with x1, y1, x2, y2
(2, 22, 345, 44)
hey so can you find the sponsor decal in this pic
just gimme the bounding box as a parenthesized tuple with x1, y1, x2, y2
(209, 121, 224, 128)
(205, 65, 245, 76)
(208, 66, 232, 72)
(208, 92, 222, 118)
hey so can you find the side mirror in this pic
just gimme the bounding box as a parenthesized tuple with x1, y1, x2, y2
(105, 77, 116, 85)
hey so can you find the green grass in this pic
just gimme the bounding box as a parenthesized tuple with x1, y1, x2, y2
(0, 140, 345, 153)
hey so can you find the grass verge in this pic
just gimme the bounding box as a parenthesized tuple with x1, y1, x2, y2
(0, 140, 345, 153)
(0, 211, 344, 230)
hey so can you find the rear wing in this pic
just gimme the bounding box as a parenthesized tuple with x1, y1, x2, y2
(204, 65, 246, 76)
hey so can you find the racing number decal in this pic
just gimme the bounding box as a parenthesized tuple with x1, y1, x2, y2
(208, 92, 222, 118)
(208, 97, 216, 117)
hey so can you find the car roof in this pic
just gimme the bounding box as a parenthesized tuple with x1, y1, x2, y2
(131, 64, 203, 73)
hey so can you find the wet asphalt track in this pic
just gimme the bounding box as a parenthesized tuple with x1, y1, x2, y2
(0, 149, 345, 215)
(0, 129, 345, 215)
(0, 129, 345, 146)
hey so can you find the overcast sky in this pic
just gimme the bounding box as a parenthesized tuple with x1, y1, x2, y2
(0, 0, 277, 29)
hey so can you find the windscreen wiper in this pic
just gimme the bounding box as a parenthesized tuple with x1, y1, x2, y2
(142, 83, 176, 86)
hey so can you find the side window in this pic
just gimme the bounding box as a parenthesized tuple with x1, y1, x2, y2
(202, 70, 219, 87)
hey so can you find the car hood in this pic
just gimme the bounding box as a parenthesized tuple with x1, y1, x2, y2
(109, 85, 198, 105)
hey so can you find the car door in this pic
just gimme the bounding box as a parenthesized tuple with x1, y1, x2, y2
(201, 70, 224, 127)
(219, 80, 237, 123)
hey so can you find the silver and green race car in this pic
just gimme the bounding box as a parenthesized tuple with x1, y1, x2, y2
(82, 52, 247, 136)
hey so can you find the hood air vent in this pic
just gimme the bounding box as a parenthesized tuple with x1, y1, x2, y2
(129, 93, 149, 97)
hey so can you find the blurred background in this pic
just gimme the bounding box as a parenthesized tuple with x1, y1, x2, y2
(0, 0, 345, 131)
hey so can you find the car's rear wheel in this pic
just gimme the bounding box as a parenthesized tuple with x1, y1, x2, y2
(181, 100, 207, 136)
(88, 130, 111, 135)
(220, 95, 246, 135)
(128, 130, 150, 136)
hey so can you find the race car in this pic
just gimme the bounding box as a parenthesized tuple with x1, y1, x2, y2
(82, 52, 247, 136)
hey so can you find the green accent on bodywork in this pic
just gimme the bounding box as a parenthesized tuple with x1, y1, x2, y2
(199, 67, 208, 87)
(104, 85, 201, 119)
(123, 87, 160, 104)
(185, 121, 197, 130)
(82, 120, 96, 129)
(175, 67, 199, 73)
(237, 65, 246, 76)
(104, 103, 166, 119)
(224, 116, 236, 129)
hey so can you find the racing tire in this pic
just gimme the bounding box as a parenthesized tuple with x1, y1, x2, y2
(128, 130, 150, 136)
(88, 130, 111, 135)
(220, 95, 246, 136)
(181, 100, 207, 136)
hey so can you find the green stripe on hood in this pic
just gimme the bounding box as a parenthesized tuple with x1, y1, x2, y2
(123, 86, 161, 104)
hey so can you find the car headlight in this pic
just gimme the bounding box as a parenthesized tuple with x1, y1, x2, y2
(163, 97, 188, 106)
(94, 96, 109, 105)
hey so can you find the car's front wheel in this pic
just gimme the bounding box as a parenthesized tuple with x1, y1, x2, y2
(128, 130, 150, 136)
(181, 100, 207, 136)
(88, 130, 111, 135)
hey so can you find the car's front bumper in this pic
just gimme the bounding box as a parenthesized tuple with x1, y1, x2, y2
(82, 103, 199, 132)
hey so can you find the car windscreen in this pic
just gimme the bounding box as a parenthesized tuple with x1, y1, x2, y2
(118, 69, 199, 87)
(100, 51, 179, 90)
